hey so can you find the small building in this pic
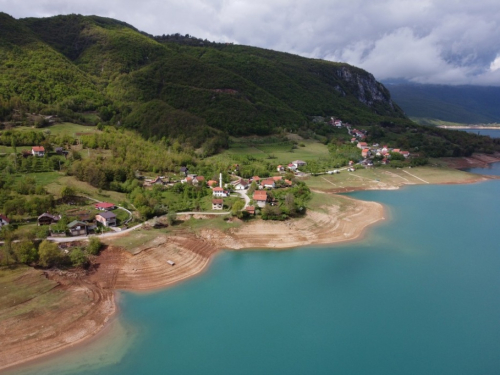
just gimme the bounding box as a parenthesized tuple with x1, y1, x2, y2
(245, 206, 256, 215)
(0, 214, 10, 227)
(401, 151, 410, 158)
(287, 163, 297, 171)
(95, 211, 117, 227)
(277, 165, 285, 172)
(212, 199, 224, 210)
(95, 202, 115, 211)
(253, 191, 268, 208)
(67, 220, 88, 236)
(292, 160, 307, 168)
(272, 176, 283, 181)
(362, 148, 370, 158)
(38, 213, 60, 226)
(180, 167, 188, 177)
(31, 146, 45, 157)
(151, 176, 164, 185)
(207, 180, 218, 188)
(252, 176, 261, 182)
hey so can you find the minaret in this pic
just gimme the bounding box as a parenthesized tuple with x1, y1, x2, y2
(219, 173, 223, 188)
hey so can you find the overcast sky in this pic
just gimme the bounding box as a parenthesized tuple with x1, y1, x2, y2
(2, 0, 500, 85)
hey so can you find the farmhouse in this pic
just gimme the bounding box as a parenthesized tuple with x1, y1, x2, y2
(95, 211, 117, 227)
(31, 146, 45, 157)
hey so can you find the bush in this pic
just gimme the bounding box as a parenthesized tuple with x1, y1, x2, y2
(70, 248, 89, 267)
(87, 236, 102, 255)
(38, 240, 61, 268)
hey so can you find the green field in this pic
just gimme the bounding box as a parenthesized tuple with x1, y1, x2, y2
(14, 122, 100, 138)
(210, 137, 330, 165)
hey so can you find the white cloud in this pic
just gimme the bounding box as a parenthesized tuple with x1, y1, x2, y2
(1, 0, 500, 85)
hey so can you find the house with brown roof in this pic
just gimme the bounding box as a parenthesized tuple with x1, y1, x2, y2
(253, 191, 267, 207)
(234, 179, 249, 190)
(38, 213, 61, 226)
(95, 211, 117, 227)
(207, 180, 218, 187)
(31, 146, 45, 157)
(212, 199, 224, 210)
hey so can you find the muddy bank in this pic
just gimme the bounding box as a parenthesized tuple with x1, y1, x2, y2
(0, 195, 383, 372)
(440, 153, 500, 169)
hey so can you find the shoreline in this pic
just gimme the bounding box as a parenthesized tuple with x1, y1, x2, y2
(1, 165, 497, 373)
(437, 125, 500, 129)
(0, 192, 384, 373)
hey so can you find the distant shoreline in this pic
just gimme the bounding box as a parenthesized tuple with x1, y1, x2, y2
(438, 125, 500, 130)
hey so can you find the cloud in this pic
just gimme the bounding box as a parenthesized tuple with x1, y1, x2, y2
(2, 0, 500, 85)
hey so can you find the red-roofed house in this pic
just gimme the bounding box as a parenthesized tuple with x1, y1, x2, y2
(213, 187, 228, 197)
(261, 179, 276, 189)
(253, 191, 267, 207)
(401, 151, 410, 158)
(287, 163, 297, 171)
(0, 214, 10, 227)
(357, 142, 368, 149)
(272, 176, 283, 181)
(392, 149, 401, 153)
(277, 165, 285, 172)
(362, 148, 370, 158)
(245, 206, 256, 215)
(95, 202, 115, 211)
(252, 176, 261, 182)
(32, 146, 45, 157)
(207, 180, 218, 187)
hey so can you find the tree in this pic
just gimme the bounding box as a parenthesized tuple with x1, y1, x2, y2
(38, 240, 61, 268)
(231, 200, 245, 216)
(12, 240, 38, 264)
(70, 248, 89, 267)
(166, 212, 177, 226)
(87, 236, 102, 255)
(60, 186, 76, 203)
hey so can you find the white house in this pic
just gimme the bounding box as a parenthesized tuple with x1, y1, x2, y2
(292, 160, 307, 168)
(213, 187, 229, 197)
(0, 214, 9, 227)
(31, 146, 45, 157)
(234, 179, 249, 190)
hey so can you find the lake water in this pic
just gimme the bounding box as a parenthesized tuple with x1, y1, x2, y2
(14, 176, 500, 374)
(457, 128, 500, 138)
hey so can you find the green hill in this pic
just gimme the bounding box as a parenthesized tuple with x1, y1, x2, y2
(386, 83, 500, 124)
(1, 13, 499, 157)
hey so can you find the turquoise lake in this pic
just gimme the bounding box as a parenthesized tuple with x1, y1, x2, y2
(14, 171, 500, 374)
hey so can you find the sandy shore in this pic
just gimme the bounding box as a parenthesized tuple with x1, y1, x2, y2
(0, 193, 384, 372)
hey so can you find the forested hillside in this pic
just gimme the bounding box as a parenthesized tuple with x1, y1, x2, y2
(386, 83, 500, 124)
(1, 12, 500, 157)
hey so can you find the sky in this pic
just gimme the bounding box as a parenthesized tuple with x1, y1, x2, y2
(2, 0, 500, 86)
